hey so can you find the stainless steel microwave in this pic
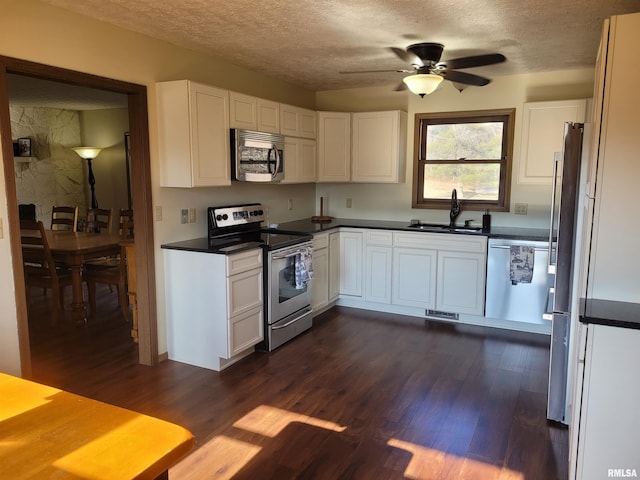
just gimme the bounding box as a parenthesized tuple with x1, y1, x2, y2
(231, 129, 284, 182)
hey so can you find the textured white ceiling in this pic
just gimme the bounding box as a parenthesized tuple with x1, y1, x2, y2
(36, 0, 640, 92)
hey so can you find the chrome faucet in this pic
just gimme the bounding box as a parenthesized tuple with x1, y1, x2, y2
(449, 188, 461, 228)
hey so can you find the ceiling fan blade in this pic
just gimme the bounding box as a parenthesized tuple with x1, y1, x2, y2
(393, 81, 407, 92)
(443, 70, 491, 86)
(439, 53, 506, 70)
(339, 68, 412, 74)
(390, 47, 423, 67)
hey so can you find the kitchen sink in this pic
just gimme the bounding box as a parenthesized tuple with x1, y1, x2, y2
(407, 223, 483, 233)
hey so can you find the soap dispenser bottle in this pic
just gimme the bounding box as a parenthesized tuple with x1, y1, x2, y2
(482, 209, 491, 232)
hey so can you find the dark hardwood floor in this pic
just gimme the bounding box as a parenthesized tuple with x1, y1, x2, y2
(27, 286, 568, 479)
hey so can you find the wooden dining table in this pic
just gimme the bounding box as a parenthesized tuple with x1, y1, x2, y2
(45, 230, 122, 325)
(0, 372, 194, 479)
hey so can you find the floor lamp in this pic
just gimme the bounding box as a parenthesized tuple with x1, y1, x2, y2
(72, 147, 102, 209)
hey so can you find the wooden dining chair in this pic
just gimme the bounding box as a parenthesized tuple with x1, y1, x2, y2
(51, 206, 78, 231)
(86, 208, 113, 234)
(20, 220, 73, 325)
(85, 209, 133, 322)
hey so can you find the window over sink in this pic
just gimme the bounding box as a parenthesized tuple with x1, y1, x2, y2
(412, 109, 515, 211)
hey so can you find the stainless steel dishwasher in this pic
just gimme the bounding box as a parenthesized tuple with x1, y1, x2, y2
(485, 238, 554, 326)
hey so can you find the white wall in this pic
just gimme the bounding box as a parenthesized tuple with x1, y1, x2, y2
(315, 69, 594, 228)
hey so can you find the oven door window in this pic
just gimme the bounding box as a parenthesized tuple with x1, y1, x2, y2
(277, 256, 308, 303)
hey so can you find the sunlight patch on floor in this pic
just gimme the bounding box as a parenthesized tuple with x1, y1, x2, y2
(388, 438, 525, 480)
(232, 404, 347, 437)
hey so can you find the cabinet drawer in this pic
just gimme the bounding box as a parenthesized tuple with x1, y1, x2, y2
(227, 267, 263, 317)
(366, 230, 393, 246)
(313, 232, 329, 249)
(228, 305, 264, 357)
(226, 249, 263, 276)
(393, 232, 487, 253)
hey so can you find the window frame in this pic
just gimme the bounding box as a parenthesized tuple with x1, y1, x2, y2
(411, 108, 515, 212)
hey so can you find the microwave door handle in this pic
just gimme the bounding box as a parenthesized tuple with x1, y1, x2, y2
(272, 144, 281, 179)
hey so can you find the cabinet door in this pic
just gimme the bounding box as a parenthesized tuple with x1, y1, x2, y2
(392, 247, 436, 308)
(317, 112, 351, 182)
(257, 98, 280, 134)
(436, 251, 486, 315)
(577, 324, 640, 480)
(328, 232, 340, 300)
(282, 138, 316, 183)
(311, 246, 329, 311)
(518, 99, 587, 185)
(229, 91, 257, 130)
(352, 110, 406, 183)
(229, 306, 264, 357)
(157, 80, 230, 187)
(339, 230, 363, 297)
(364, 246, 392, 304)
(299, 108, 317, 139)
(299, 139, 317, 182)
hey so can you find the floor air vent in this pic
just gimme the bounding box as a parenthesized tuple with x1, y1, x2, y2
(425, 309, 459, 320)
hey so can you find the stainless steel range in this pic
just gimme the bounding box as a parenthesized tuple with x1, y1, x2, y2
(207, 203, 313, 351)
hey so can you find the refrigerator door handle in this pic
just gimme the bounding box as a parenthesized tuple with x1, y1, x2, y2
(548, 150, 563, 275)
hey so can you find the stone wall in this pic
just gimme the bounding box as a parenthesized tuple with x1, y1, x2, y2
(11, 106, 86, 225)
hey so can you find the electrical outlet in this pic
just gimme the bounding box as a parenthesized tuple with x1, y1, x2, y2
(188, 208, 196, 223)
(180, 209, 188, 224)
(514, 203, 528, 215)
(155, 206, 163, 221)
(346, 198, 352, 208)
(288, 198, 293, 211)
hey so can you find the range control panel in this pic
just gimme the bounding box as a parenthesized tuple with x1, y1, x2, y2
(208, 203, 266, 230)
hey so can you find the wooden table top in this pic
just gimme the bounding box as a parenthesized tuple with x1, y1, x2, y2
(45, 231, 122, 255)
(0, 373, 194, 479)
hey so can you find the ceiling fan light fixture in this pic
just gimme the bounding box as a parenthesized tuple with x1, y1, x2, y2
(402, 73, 443, 97)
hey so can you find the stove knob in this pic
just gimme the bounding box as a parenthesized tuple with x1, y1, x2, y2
(216, 214, 222, 221)
(222, 214, 228, 220)
(257, 209, 264, 216)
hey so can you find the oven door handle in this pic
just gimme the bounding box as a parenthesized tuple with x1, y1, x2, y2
(271, 310, 312, 330)
(272, 247, 312, 260)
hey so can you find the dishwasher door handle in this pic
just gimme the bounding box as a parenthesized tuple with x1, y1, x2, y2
(489, 245, 549, 252)
(542, 286, 555, 321)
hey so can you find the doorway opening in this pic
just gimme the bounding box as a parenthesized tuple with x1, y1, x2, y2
(0, 56, 158, 377)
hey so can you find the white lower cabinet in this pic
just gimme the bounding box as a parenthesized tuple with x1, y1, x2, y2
(339, 229, 363, 297)
(364, 230, 393, 304)
(392, 232, 487, 315)
(437, 250, 487, 315)
(572, 324, 640, 480)
(328, 232, 340, 301)
(311, 233, 329, 311)
(164, 248, 263, 371)
(392, 247, 437, 309)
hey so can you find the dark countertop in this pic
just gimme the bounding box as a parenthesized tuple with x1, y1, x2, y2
(276, 217, 550, 241)
(161, 237, 264, 254)
(161, 218, 549, 254)
(580, 298, 640, 330)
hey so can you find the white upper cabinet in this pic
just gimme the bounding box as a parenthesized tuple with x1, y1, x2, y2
(280, 104, 317, 139)
(317, 110, 407, 183)
(317, 111, 352, 182)
(229, 91, 280, 134)
(282, 137, 316, 183)
(352, 110, 407, 183)
(157, 80, 230, 187)
(518, 99, 587, 184)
